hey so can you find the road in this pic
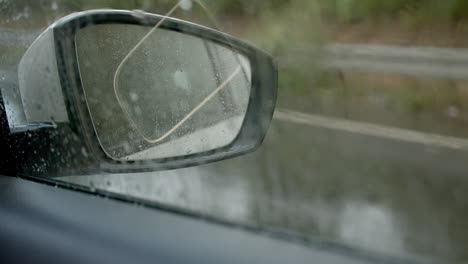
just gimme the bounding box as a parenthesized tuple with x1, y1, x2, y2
(275, 109, 468, 151)
(2, 29, 468, 262)
(62, 115, 468, 263)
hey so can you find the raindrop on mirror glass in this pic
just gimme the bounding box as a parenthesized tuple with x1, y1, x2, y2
(129, 92, 139, 102)
(134, 106, 142, 116)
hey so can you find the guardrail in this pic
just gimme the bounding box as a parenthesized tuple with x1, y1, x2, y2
(281, 43, 468, 79)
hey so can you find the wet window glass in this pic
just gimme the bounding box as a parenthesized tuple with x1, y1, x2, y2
(1, 1, 468, 263)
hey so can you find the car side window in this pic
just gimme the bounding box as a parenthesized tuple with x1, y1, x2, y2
(1, 1, 468, 263)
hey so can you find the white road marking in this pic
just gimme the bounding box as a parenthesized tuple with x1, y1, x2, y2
(275, 109, 468, 150)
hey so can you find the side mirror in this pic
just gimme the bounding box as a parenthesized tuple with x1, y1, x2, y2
(6, 10, 277, 173)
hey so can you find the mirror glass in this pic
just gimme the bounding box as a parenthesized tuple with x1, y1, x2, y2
(75, 23, 251, 161)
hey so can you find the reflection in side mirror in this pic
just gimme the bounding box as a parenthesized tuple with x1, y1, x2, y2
(76, 24, 251, 160)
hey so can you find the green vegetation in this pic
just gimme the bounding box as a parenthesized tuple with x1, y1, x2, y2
(318, 0, 468, 23)
(6, 0, 468, 24)
(227, 0, 468, 23)
(5, 1, 468, 32)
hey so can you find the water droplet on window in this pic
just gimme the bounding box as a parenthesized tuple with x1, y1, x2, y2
(131, 9, 146, 20)
(134, 106, 142, 116)
(180, 0, 193, 11)
(81, 147, 89, 157)
(446, 105, 459, 118)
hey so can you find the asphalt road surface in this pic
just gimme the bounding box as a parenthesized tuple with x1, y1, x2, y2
(62, 112, 468, 263)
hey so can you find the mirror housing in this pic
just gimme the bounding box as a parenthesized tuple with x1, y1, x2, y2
(5, 10, 277, 173)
